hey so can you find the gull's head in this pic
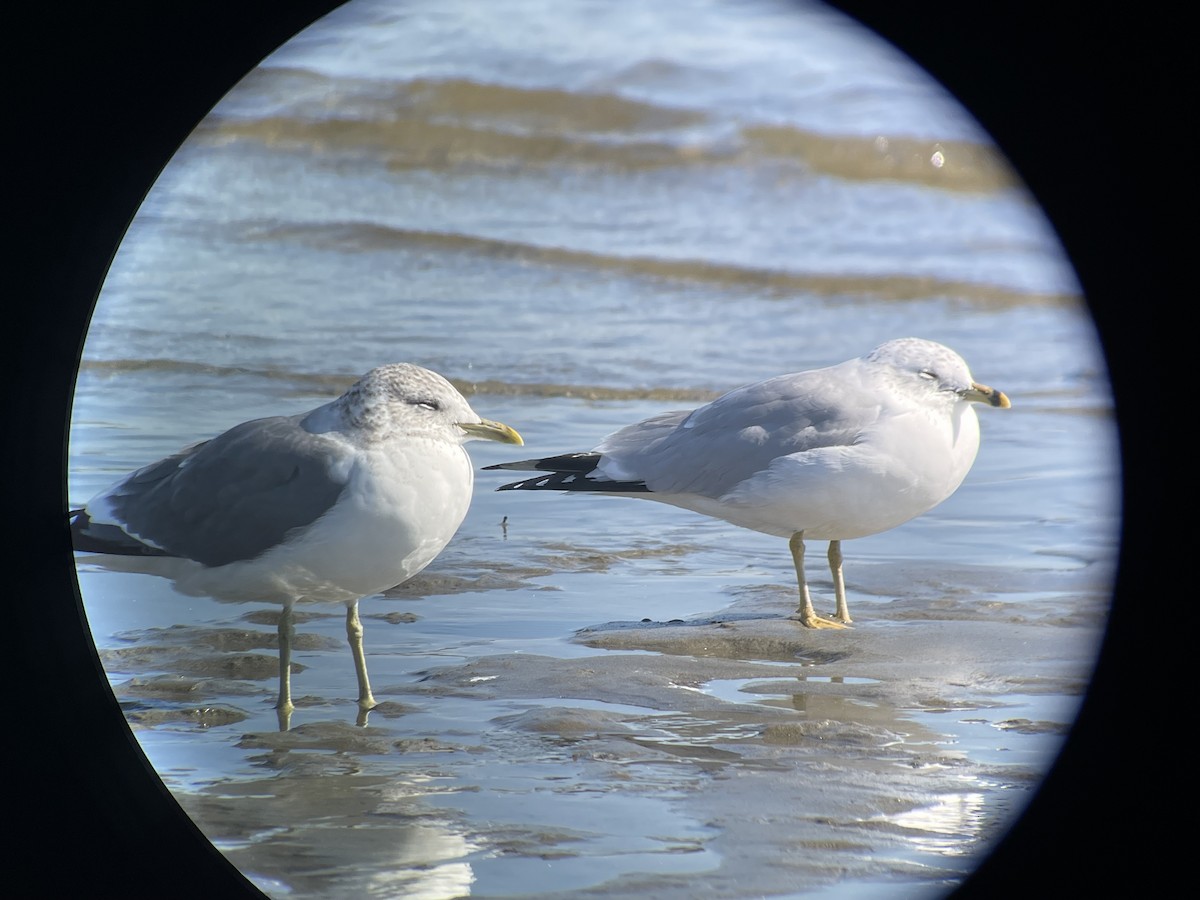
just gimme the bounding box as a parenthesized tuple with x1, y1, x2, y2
(866, 338, 1011, 410)
(335, 363, 523, 444)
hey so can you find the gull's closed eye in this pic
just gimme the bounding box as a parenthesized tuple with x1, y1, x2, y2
(410, 398, 442, 411)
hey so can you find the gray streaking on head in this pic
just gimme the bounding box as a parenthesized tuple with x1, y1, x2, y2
(484, 338, 1009, 628)
(70, 363, 523, 723)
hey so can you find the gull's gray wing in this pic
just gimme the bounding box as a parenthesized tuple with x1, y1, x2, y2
(595, 366, 880, 498)
(76, 414, 352, 567)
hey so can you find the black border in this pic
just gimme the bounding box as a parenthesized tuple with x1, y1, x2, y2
(829, 5, 1162, 896)
(11, 2, 1166, 896)
(14, 4, 348, 896)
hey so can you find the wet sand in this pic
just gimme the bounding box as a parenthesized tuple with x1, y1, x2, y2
(98, 557, 1106, 899)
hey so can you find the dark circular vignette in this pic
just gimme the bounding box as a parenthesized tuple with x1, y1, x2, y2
(14, 5, 350, 898)
(10, 2, 1164, 897)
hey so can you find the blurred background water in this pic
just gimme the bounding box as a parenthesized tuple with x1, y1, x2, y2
(67, 1, 1117, 897)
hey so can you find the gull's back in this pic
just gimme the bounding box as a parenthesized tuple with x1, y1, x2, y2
(73, 414, 352, 567)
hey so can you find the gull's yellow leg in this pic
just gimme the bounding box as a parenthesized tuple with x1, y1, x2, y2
(790, 532, 848, 629)
(347, 601, 378, 713)
(276, 603, 295, 731)
(828, 540, 852, 624)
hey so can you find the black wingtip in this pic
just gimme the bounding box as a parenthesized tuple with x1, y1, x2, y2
(483, 452, 602, 474)
(68, 509, 175, 558)
(481, 457, 549, 472)
(493, 471, 652, 493)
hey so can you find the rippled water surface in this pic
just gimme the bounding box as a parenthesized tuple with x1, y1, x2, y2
(68, 1, 1116, 897)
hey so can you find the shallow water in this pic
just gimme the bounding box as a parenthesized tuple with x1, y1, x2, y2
(68, 1, 1117, 897)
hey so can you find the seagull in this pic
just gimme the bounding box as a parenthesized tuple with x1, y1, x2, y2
(485, 338, 1009, 628)
(71, 363, 523, 724)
